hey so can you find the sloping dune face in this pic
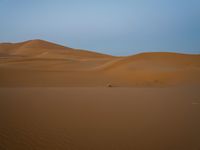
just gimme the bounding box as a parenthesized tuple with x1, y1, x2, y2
(100, 53, 200, 86)
(0, 40, 200, 87)
(0, 40, 111, 59)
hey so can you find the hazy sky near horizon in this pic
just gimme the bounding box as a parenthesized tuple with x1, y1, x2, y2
(0, 0, 200, 55)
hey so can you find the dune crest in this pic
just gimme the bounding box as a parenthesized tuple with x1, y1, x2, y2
(0, 39, 112, 59)
(0, 40, 200, 87)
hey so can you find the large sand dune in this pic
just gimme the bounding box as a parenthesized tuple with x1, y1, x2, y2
(0, 40, 200, 150)
(0, 39, 200, 87)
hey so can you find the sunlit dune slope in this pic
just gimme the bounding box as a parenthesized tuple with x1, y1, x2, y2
(0, 39, 112, 59)
(0, 40, 199, 86)
(98, 52, 200, 86)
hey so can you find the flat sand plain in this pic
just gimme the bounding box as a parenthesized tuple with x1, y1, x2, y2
(0, 87, 200, 150)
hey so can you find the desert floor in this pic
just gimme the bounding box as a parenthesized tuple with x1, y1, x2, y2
(0, 87, 200, 150)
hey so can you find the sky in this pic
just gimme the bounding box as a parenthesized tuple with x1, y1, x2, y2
(0, 0, 200, 55)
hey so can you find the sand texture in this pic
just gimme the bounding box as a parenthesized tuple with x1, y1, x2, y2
(0, 87, 200, 150)
(0, 40, 200, 87)
(0, 40, 200, 150)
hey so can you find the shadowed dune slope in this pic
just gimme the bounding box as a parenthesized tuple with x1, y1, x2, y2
(0, 40, 200, 87)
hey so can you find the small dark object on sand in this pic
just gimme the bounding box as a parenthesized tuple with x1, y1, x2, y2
(107, 84, 112, 87)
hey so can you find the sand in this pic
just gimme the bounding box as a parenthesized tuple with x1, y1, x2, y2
(0, 40, 200, 149)
(0, 39, 200, 87)
(0, 87, 200, 150)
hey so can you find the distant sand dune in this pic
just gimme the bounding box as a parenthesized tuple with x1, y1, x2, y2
(0, 39, 200, 87)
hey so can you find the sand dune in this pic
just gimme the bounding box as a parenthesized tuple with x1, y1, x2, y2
(0, 39, 112, 59)
(0, 40, 200, 150)
(0, 39, 199, 87)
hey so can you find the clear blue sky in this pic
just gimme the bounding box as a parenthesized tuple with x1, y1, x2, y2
(0, 0, 200, 55)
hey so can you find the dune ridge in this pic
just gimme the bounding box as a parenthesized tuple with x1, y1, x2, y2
(0, 39, 200, 87)
(0, 39, 112, 59)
